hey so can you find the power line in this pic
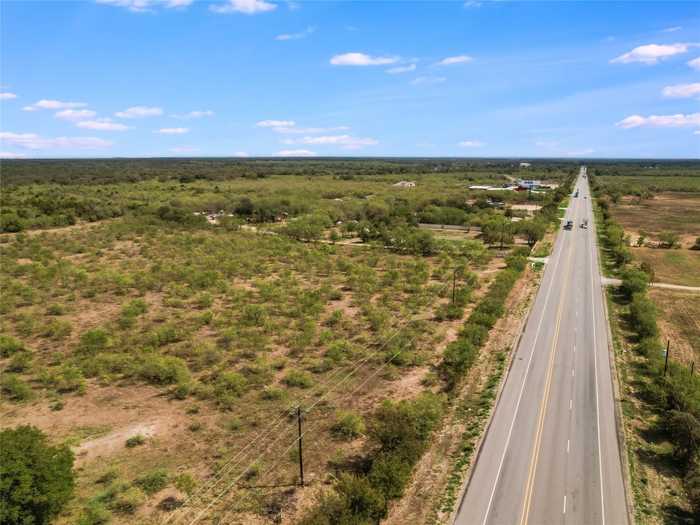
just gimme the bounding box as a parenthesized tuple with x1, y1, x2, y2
(167, 277, 456, 524)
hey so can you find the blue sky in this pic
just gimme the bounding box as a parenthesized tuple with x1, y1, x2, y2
(1, 0, 699, 159)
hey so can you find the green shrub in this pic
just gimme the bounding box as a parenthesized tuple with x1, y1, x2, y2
(212, 371, 248, 409)
(331, 411, 366, 441)
(134, 469, 169, 495)
(629, 294, 658, 339)
(620, 267, 649, 299)
(43, 319, 72, 340)
(0, 334, 24, 357)
(283, 369, 313, 389)
(1, 374, 33, 401)
(173, 473, 196, 495)
(40, 365, 86, 394)
(110, 486, 145, 514)
(125, 434, 145, 448)
(0, 425, 75, 525)
(138, 355, 190, 385)
(6, 351, 32, 373)
(78, 501, 111, 525)
(46, 304, 66, 316)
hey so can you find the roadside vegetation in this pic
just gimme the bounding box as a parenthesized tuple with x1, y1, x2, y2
(592, 172, 700, 523)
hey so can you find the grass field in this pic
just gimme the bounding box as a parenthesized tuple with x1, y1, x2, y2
(649, 288, 700, 366)
(610, 193, 700, 248)
(631, 247, 700, 287)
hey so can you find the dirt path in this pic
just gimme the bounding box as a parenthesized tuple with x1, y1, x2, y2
(601, 276, 700, 292)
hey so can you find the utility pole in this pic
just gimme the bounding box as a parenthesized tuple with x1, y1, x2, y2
(297, 406, 304, 487)
(663, 339, 670, 377)
(452, 268, 457, 304)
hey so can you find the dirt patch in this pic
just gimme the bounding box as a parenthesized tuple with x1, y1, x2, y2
(0, 383, 189, 467)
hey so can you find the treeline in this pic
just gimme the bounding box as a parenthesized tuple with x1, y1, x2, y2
(1, 158, 579, 186)
(593, 178, 700, 517)
(440, 249, 529, 391)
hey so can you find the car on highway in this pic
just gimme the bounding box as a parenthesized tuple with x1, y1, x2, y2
(580, 220, 588, 229)
(564, 220, 574, 230)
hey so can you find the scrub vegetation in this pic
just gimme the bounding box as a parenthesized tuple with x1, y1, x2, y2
(1, 158, 569, 523)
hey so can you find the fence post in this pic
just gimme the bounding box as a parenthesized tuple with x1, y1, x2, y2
(297, 406, 304, 487)
(663, 339, 670, 377)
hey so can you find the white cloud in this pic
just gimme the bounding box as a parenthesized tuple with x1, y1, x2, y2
(55, 109, 97, 121)
(458, 140, 484, 148)
(695, 130, 700, 135)
(210, 0, 276, 14)
(616, 113, 700, 128)
(172, 110, 214, 119)
(170, 146, 199, 154)
(0, 152, 26, 159)
(0, 92, 17, 100)
(386, 64, 416, 74)
(436, 55, 473, 66)
(662, 82, 700, 99)
(115, 106, 163, 118)
(156, 127, 189, 134)
(276, 149, 316, 156)
(276, 26, 315, 41)
(610, 43, 697, 64)
(286, 134, 378, 150)
(234, 151, 250, 157)
(330, 53, 399, 66)
(464, 1, 481, 7)
(410, 76, 446, 85)
(689, 57, 700, 70)
(662, 26, 682, 33)
(274, 125, 349, 134)
(76, 119, 130, 131)
(96, 0, 193, 12)
(0, 132, 112, 150)
(257, 119, 295, 128)
(24, 99, 88, 111)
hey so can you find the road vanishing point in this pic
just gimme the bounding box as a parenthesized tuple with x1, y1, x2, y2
(455, 167, 629, 525)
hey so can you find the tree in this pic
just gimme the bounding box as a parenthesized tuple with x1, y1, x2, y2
(640, 261, 655, 283)
(691, 237, 700, 251)
(620, 267, 649, 299)
(0, 426, 75, 525)
(658, 231, 679, 249)
(517, 219, 546, 248)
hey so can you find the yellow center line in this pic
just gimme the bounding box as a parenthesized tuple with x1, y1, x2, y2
(519, 186, 579, 525)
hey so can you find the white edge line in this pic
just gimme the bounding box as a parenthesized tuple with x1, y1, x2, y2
(480, 172, 576, 525)
(587, 172, 606, 525)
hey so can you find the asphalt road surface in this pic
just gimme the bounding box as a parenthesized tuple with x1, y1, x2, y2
(455, 167, 629, 525)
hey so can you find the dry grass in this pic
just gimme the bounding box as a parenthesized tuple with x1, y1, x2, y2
(632, 247, 700, 287)
(648, 288, 700, 366)
(611, 193, 700, 248)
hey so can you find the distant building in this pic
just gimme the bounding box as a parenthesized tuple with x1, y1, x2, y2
(393, 181, 416, 188)
(520, 162, 532, 168)
(517, 179, 541, 190)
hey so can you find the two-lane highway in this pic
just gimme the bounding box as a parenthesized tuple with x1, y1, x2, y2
(455, 167, 629, 525)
